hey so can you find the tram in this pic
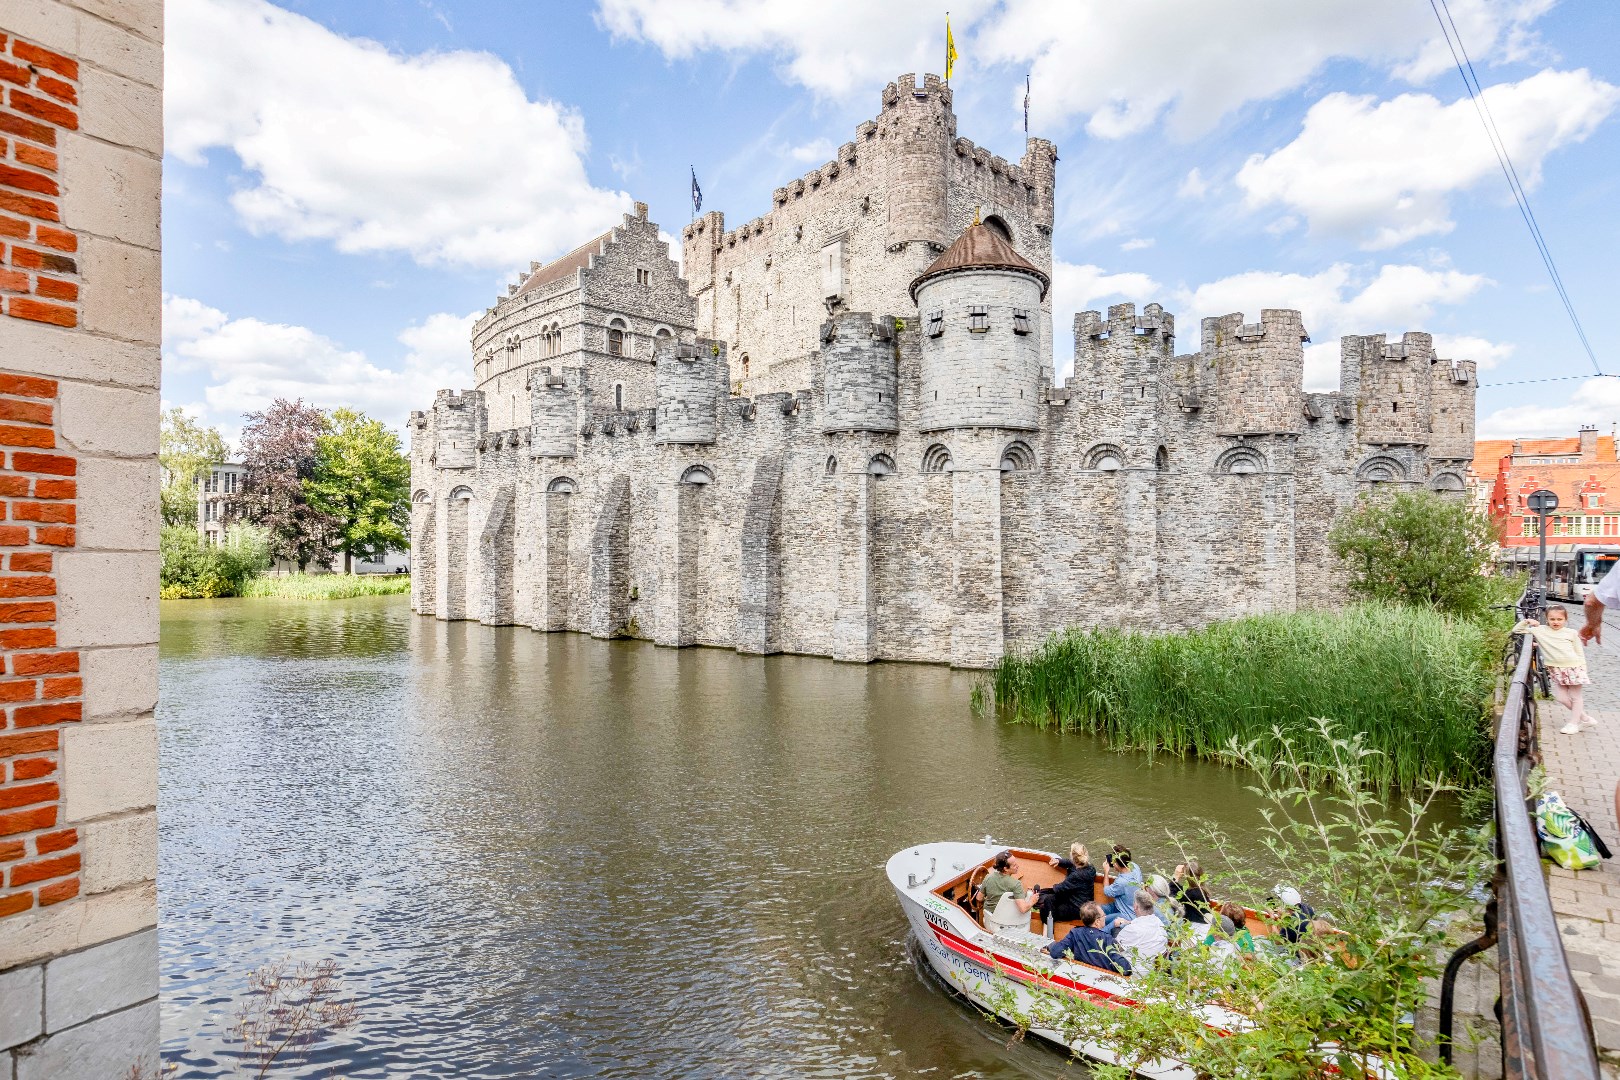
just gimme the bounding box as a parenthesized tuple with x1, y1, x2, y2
(1500, 544, 1620, 602)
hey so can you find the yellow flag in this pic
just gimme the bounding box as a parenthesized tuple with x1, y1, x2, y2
(945, 16, 958, 82)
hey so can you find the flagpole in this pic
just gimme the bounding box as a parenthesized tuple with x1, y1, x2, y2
(945, 11, 950, 87)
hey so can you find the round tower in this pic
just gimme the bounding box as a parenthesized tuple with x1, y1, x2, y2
(883, 73, 953, 273)
(655, 337, 725, 446)
(1203, 310, 1307, 436)
(910, 221, 1049, 432)
(819, 312, 900, 434)
(526, 365, 577, 458)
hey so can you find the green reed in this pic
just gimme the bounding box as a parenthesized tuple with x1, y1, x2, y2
(976, 604, 1501, 792)
(240, 573, 413, 600)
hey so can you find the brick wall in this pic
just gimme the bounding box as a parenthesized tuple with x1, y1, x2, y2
(0, 33, 80, 330)
(0, 372, 78, 919)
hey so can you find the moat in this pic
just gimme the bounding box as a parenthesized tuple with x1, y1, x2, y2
(158, 596, 1286, 1078)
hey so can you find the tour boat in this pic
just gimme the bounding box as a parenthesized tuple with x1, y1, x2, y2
(887, 840, 1247, 1079)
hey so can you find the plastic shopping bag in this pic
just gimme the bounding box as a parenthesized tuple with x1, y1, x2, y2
(1537, 791, 1604, 871)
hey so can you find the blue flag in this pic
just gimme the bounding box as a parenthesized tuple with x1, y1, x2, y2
(691, 168, 702, 215)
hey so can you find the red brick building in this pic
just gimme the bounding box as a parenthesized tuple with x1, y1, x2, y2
(1474, 426, 1620, 544)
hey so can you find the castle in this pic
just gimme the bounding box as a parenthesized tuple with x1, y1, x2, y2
(408, 73, 1479, 667)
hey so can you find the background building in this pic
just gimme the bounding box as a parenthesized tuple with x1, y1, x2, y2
(1475, 426, 1620, 544)
(196, 461, 410, 573)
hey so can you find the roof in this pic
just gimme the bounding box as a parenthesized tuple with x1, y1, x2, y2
(909, 222, 1049, 301)
(515, 229, 613, 297)
(1470, 435, 1618, 480)
(1470, 439, 1512, 479)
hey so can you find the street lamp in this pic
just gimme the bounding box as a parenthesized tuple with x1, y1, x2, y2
(1527, 488, 1558, 603)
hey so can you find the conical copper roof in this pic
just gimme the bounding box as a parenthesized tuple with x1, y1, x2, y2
(909, 222, 1050, 301)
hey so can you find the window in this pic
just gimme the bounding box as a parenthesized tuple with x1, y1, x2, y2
(205, 470, 219, 493)
(1588, 491, 1604, 508)
(926, 310, 944, 338)
(205, 500, 217, 522)
(1000, 441, 1035, 472)
(1012, 309, 1033, 335)
(607, 319, 626, 356)
(921, 443, 953, 474)
(636, 267, 651, 286)
(224, 471, 238, 494)
(614, 384, 623, 410)
(968, 305, 989, 333)
(1523, 516, 1540, 537)
(1608, 516, 1620, 535)
(741, 354, 751, 379)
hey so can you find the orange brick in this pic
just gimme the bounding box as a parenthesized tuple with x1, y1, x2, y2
(0, 600, 52, 622)
(9, 850, 77, 886)
(0, 425, 51, 448)
(0, 803, 52, 836)
(11, 43, 78, 81)
(12, 502, 70, 523)
(6, 298, 73, 327)
(7, 553, 49, 572)
(0, 111, 53, 148)
(8, 90, 76, 131)
(14, 144, 54, 172)
(0, 189, 56, 222)
(41, 677, 78, 699)
(0, 780, 56, 811)
(35, 827, 74, 854)
(10, 651, 73, 674)
(33, 526, 71, 546)
(0, 268, 26, 293)
(0, 577, 53, 599)
(30, 479, 71, 500)
(0, 217, 26, 239)
(0, 477, 27, 497)
(0, 375, 56, 400)
(0, 399, 50, 425)
(11, 757, 53, 780)
(12, 702, 76, 728)
(0, 165, 57, 198)
(0, 526, 27, 546)
(34, 76, 74, 106)
(39, 876, 76, 905)
(0, 892, 31, 917)
(0, 680, 38, 702)
(0, 730, 56, 756)
(0, 839, 20, 860)
(33, 277, 74, 302)
(0, 628, 51, 648)
(33, 226, 71, 253)
(0, 61, 27, 87)
(7, 246, 72, 273)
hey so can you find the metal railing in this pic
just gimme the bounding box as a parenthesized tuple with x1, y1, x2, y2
(1440, 591, 1602, 1078)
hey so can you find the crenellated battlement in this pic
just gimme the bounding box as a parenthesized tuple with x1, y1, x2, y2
(655, 336, 729, 445)
(1074, 301, 1176, 346)
(819, 311, 900, 435)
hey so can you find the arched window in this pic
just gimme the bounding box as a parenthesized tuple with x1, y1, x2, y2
(1000, 440, 1035, 472)
(546, 476, 577, 494)
(1083, 443, 1125, 471)
(551, 323, 562, 356)
(614, 383, 624, 410)
(449, 486, 474, 502)
(922, 443, 953, 474)
(866, 453, 896, 476)
(607, 318, 627, 356)
(412, 489, 430, 504)
(1357, 455, 1407, 483)
(1215, 446, 1265, 475)
(982, 214, 1013, 244)
(1155, 445, 1170, 470)
(1430, 471, 1465, 493)
(741, 354, 751, 379)
(680, 464, 715, 486)
(825, 455, 838, 476)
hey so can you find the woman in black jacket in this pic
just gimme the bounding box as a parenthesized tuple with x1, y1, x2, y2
(1171, 859, 1211, 923)
(1035, 842, 1096, 924)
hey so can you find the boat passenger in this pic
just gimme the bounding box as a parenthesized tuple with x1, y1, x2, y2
(1114, 892, 1169, 970)
(1146, 875, 1180, 930)
(1270, 885, 1316, 946)
(1035, 843, 1095, 924)
(1044, 901, 1132, 976)
(1102, 845, 1142, 922)
(1204, 901, 1257, 954)
(978, 850, 1038, 928)
(1171, 860, 1211, 923)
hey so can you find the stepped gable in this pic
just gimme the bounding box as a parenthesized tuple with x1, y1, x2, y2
(516, 229, 614, 296)
(909, 221, 1050, 301)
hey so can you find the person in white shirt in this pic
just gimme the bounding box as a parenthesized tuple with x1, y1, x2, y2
(1583, 569, 1620, 646)
(1114, 891, 1169, 972)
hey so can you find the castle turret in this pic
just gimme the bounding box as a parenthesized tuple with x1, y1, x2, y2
(1022, 137, 1057, 238)
(1426, 350, 1477, 459)
(527, 365, 579, 458)
(911, 221, 1049, 433)
(1202, 310, 1307, 436)
(431, 389, 484, 469)
(883, 74, 953, 274)
(655, 336, 726, 445)
(1341, 332, 1434, 446)
(819, 312, 900, 434)
(1073, 302, 1175, 458)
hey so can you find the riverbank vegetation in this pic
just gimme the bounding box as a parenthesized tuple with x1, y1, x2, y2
(241, 572, 412, 600)
(160, 524, 271, 599)
(999, 724, 1492, 1079)
(980, 492, 1515, 791)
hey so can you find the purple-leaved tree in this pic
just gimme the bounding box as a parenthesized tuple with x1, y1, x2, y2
(231, 398, 338, 571)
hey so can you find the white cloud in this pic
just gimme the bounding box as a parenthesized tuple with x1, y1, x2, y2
(1051, 260, 1161, 379)
(1120, 238, 1154, 252)
(162, 294, 476, 438)
(1176, 263, 1497, 390)
(1480, 377, 1620, 439)
(166, 0, 632, 269)
(1176, 168, 1208, 199)
(787, 138, 836, 164)
(1238, 69, 1619, 249)
(1432, 333, 1513, 370)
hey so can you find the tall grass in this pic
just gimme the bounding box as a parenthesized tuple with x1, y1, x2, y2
(241, 573, 412, 600)
(977, 603, 1501, 792)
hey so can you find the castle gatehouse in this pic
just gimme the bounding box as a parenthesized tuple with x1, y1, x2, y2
(408, 73, 1477, 667)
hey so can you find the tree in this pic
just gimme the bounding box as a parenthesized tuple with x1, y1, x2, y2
(158, 408, 228, 527)
(1328, 489, 1500, 619)
(232, 399, 337, 571)
(306, 408, 410, 573)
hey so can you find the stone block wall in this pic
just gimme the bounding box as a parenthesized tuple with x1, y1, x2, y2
(0, 1, 162, 1075)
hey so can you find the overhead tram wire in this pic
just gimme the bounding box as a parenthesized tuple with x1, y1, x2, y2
(1428, 0, 1603, 376)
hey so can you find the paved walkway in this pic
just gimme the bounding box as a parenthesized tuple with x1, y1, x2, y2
(1541, 603, 1620, 1077)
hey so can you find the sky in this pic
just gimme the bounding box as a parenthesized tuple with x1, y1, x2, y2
(160, 0, 1620, 447)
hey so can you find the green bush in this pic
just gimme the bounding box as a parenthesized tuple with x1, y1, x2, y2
(976, 604, 1499, 792)
(160, 524, 271, 599)
(240, 572, 412, 600)
(1328, 490, 1502, 620)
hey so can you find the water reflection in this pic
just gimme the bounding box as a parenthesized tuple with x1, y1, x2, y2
(160, 597, 1280, 1078)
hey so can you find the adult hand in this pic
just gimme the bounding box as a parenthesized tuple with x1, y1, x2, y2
(1584, 598, 1605, 644)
